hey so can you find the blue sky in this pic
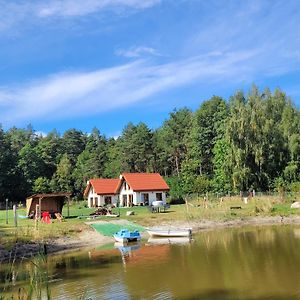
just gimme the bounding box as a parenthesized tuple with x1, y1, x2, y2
(1, 0, 300, 137)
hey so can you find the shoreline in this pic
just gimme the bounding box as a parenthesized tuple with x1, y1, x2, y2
(1, 215, 300, 262)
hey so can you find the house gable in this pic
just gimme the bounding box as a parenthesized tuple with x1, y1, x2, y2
(84, 178, 120, 197)
(117, 173, 169, 192)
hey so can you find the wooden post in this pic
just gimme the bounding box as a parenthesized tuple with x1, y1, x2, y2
(185, 197, 189, 214)
(35, 204, 39, 230)
(13, 205, 17, 227)
(5, 199, 8, 225)
(67, 196, 70, 218)
(39, 197, 42, 220)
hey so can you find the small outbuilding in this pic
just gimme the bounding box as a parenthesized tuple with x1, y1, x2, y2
(26, 193, 71, 218)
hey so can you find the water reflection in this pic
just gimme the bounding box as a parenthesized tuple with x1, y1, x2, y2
(1, 225, 300, 299)
(114, 242, 141, 267)
(147, 236, 192, 245)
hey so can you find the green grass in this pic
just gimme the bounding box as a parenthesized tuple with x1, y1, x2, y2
(91, 222, 145, 236)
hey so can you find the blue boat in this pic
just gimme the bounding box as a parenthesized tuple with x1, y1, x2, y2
(113, 229, 141, 243)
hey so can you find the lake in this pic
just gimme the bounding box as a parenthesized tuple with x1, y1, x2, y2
(1, 225, 300, 299)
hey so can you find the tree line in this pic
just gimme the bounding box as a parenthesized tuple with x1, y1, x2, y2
(1, 86, 300, 203)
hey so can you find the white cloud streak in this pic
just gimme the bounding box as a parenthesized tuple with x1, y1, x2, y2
(0, 50, 266, 126)
(115, 46, 161, 58)
(37, 0, 161, 17)
(0, 0, 160, 31)
(1, 0, 300, 129)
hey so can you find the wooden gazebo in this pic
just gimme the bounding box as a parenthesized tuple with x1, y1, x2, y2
(26, 193, 71, 218)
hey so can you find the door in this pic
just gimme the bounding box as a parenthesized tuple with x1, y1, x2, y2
(128, 194, 133, 207)
(122, 195, 127, 207)
(142, 193, 149, 206)
(104, 196, 112, 205)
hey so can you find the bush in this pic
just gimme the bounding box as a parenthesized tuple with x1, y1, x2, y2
(165, 176, 185, 201)
(289, 181, 300, 193)
(168, 198, 185, 205)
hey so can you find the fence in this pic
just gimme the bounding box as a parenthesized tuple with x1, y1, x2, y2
(183, 190, 300, 203)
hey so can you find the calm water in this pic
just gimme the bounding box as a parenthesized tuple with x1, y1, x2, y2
(1, 225, 300, 299)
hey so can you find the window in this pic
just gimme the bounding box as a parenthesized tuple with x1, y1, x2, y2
(156, 193, 162, 201)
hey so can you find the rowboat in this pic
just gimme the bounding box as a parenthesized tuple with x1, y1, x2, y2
(113, 229, 141, 243)
(146, 228, 192, 237)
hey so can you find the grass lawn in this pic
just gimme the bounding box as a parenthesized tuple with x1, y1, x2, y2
(0, 195, 299, 246)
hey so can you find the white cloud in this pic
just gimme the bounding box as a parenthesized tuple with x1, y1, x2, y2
(115, 46, 161, 58)
(0, 50, 267, 126)
(0, 0, 161, 31)
(35, 131, 48, 137)
(1, 0, 300, 129)
(37, 0, 161, 17)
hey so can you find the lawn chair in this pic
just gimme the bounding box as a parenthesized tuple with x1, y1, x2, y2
(55, 212, 64, 222)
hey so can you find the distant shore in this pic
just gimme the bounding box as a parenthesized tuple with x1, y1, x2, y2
(1, 215, 300, 263)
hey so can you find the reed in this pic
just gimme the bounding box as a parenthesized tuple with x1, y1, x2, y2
(0, 245, 51, 300)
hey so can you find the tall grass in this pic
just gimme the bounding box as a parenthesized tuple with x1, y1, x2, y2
(0, 245, 51, 300)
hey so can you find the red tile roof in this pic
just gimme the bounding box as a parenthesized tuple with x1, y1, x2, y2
(84, 178, 120, 196)
(120, 173, 169, 192)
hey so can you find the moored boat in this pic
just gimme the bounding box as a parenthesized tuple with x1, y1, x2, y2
(113, 229, 141, 243)
(146, 228, 192, 237)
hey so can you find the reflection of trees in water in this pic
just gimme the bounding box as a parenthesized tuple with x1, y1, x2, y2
(182, 288, 300, 300)
(190, 226, 300, 299)
(197, 226, 295, 251)
(294, 228, 300, 238)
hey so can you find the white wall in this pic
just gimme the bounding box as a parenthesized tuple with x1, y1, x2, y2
(87, 179, 168, 207)
(86, 186, 118, 208)
(119, 178, 167, 206)
(119, 181, 135, 207)
(136, 191, 167, 205)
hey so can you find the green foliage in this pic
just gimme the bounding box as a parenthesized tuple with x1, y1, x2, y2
(185, 96, 228, 176)
(288, 181, 300, 193)
(51, 154, 73, 193)
(212, 138, 231, 192)
(273, 177, 286, 201)
(33, 177, 51, 194)
(284, 161, 299, 183)
(165, 176, 185, 201)
(156, 108, 193, 176)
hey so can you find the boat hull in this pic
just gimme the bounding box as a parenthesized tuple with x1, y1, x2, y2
(147, 229, 192, 237)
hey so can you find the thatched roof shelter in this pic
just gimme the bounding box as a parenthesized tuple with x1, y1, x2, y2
(26, 193, 71, 217)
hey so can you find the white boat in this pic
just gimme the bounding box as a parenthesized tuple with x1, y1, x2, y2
(146, 228, 192, 237)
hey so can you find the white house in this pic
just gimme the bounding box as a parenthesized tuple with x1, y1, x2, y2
(84, 173, 169, 208)
(117, 173, 169, 207)
(84, 178, 119, 208)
